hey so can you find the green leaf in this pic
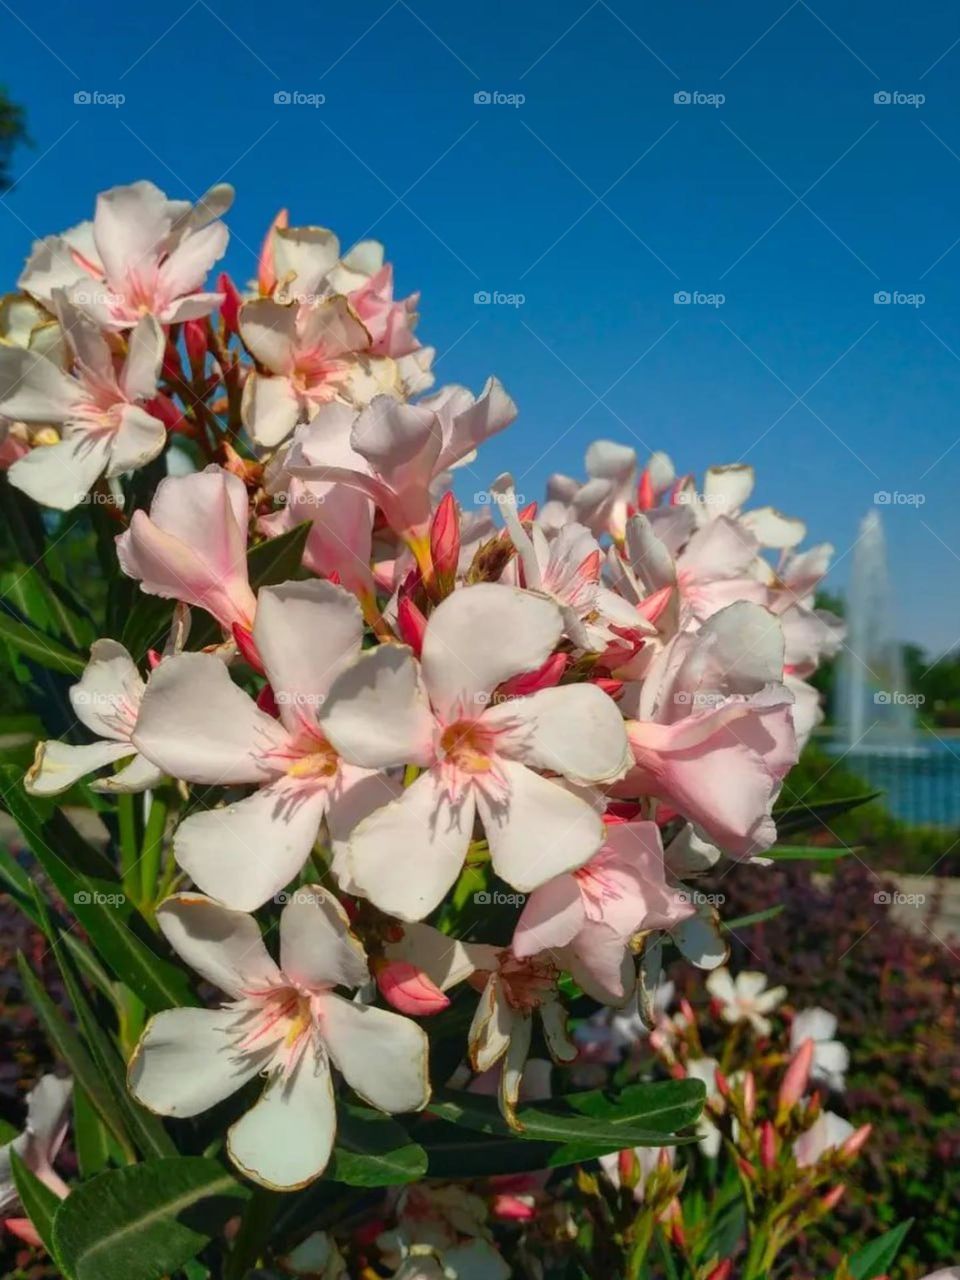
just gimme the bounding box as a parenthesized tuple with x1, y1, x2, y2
(326, 1104, 427, 1187)
(16, 954, 135, 1161)
(247, 520, 311, 588)
(773, 793, 880, 838)
(843, 1219, 913, 1279)
(73, 1085, 112, 1179)
(0, 610, 86, 676)
(766, 845, 853, 860)
(0, 768, 195, 1012)
(52, 1157, 250, 1280)
(723, 905, 784, 930)
(429, 1078, 704, 1164)
(10, 1149, 62, 1258)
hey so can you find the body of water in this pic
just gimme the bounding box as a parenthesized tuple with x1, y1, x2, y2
(825, 734, 960, 827)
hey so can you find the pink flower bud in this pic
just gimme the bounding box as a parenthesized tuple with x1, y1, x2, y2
(256, 684, 280, 719)
(217, 271, 243, 335)
(760, 1121, 777, 1170)
(184, 319, 208, 372)
(840, 1123, 872, 1160)
(592, 677, 624, 699)
(714, 1067, 731, 1100)
(491, 1193, 536, 1221)
(638, 583, 674, 625)
(498, 653, 568, 699)
(637, 467, 656, 511)
(396, 596, 427, 656)
(375, 959, 450, 1016)
(819, 1184, 846, 1213)
(429, 491, 461, 583)
(779, 1036, 814, 1113)
(743, 1070, 756, 1121)
(705, 1261, 733, 1280)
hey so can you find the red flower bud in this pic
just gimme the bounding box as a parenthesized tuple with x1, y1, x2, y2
(778, 1036, 814, 1114)
(429, 491, 461, 584)
(184, 319, 208, 372)
(217, 271, 243, 335)
(498, 653, 568, 699)
(396, 596, 428, 656)
(760, 1121, 777, 1170)
(819, 1184, 846, 1213)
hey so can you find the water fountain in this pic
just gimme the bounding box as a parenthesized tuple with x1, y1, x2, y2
(831, 512, 960, 827)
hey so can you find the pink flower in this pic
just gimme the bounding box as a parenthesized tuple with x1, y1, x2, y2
(132, 580, 391, 911)
(239, 296, 371, 446)
(513, 821, 694, 1004)
(20, 181, 232, 328)
(117, 465, 257, 635)
(620, 601, 798, 857)
(291, 381, 516, 570)
(0, 301, 166, 509)
(320, 584, 630, 920)
(0, 1075, 72, 1241)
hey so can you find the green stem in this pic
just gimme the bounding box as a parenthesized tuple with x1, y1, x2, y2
(224, 1186, 281, 1280)
(139, 792, 169, 908)
(116, 794, 140, 900)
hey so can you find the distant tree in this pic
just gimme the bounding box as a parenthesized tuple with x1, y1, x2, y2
(0, 85, 29, 190)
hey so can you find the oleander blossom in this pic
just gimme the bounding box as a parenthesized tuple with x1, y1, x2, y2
(128, 890, 430, 1189)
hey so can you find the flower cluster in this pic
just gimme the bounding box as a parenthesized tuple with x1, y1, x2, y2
(3, 180, 843, 1193)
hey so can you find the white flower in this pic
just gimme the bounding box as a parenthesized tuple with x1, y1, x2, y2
(793, 1110, 854, 1168)
(128, 888, 430, 1190)
(791, 1007, 849, 1092)
(0, 1075, 72, 1216)
(706, 967, 787, 1037)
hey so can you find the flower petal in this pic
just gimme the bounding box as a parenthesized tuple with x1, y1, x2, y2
(174, 782, 327, 912)
(512, 875, 585, 958)
(280, 886, 369, 990)
(321, 644, 435, 770)
(133, 652, 288, 785)
(421, 584, 562, 720)
(254, 579, 362, 732)
(69, 639, 143, 741)
(488, 683, 630, 784)
(227, 1050, 336, 1190)
(319, 992, 430, 1111)
(477, 761, 603, 892)
(24, 738, 132, 796)
(347, 770, 474, 921)
(128, 1006, 257, 1117)
(8, 435, 111, 510)
(155, 893, 280, 996)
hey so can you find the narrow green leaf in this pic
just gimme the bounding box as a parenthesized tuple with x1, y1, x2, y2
(766, 845, 854, 861)
(843, 1219, 913, 1279)
(722, 906, 785, 931)
(52, 1157, 250, 1280)
(247, 520, 311, 588)
(0, 769, 195, 1012)
(326, 1104, 427, 1187)
(73, 1085, 112, 1179)
(0, 610, 86, 676)
(16, 954, 134, 1161)
(429, 1078, 704, 1159)
(773, 792, 880, 837)
(10, 1149, 61, 1258)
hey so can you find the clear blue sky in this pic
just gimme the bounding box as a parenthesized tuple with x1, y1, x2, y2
(1, 0, 959, 656)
